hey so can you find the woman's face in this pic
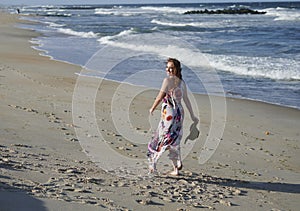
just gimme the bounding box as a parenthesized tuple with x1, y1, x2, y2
(166, 61, 175, 76)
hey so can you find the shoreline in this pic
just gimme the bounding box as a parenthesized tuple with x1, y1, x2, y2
(1, 11, 299, 211)
(17, 13, 300, 111)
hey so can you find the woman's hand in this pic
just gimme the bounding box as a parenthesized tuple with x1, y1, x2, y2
(191, 115, 199, 123)
(149, 108, 154, 115)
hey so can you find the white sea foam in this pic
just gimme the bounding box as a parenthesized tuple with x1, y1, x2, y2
(263, 7, 300, 21)
(94, 8, 143, 16)
(98, 28, 136, 44)
(45, 9, 66, 12)
(98, 32, 211, 69)
(95, 5, 196, 16)
(97, 30, 299, 82)
(140, 6, 190, 14)
(44, 21, 65, 28)
(45, 12, 71, 17)
(22, 6, 70, 16)
(206, 54, 300, 80)
(29, 38, 43, 46)
(57, 28, 98, 38)
(94, 8, 116, 15)
(151, 19, 214, 28)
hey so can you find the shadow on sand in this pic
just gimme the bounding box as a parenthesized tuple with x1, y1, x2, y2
(168, 172, 300, 194)
(180, 123, 299, 195)
(0, 159, 47, 211)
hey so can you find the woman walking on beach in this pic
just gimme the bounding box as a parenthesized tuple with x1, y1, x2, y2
(148, 58, 198, 176)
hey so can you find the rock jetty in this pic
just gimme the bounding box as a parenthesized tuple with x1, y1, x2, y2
(184, 8, 266, 15)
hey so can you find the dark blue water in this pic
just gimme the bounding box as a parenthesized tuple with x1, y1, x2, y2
(6, 2, 300, 109)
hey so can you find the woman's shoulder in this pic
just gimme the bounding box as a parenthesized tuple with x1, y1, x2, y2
(163, 76, 173, 81)
(163, 77, 186, 91)
(163, 76, 181, 82)
(162, 77, 173, 85)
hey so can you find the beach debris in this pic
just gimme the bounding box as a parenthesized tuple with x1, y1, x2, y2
(11, 143, 32, 148)
(233, 189, 242, 195)
(68, 138, 79, 142)
(219, 199, 232, 206)
(85, 177, 104, 185)
(178, 179, 189, 185)
(136, 198, 153, 205)
(8, 104, 38, 113)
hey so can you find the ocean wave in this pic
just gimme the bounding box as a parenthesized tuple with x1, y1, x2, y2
(61, 5, 101, 10)
(206, 54, 300, 80)
(57, 28, 98, 38)
(94, 8, 115, 15)
(23, 5, 96, 10)
(21, 8, 66, 13)
(151, 19, 212, 28)
(21, 6, 70, 16)
(94, 8, 143, 16)
(140, 6, 193, 14)
(98, 29, 136, 44)
(228, 4, 250, 9)
(44, 21, 65, 28)
(39, 12, 72, 17)
(98, 32, 211, 69)
(29, 38, 43, 46)
(263, 7, 300, 21)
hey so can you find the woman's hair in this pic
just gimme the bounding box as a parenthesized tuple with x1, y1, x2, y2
(167, 58, 182, 80)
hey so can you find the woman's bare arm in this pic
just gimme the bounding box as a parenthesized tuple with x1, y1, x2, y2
(149, 78, 168, 115)
(149, 91, 166, 115)
(182, 82, 198, 122)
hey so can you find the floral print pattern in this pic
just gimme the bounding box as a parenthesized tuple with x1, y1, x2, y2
(147, 86, 184, 172)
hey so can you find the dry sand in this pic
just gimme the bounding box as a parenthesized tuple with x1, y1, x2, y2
(0, 12, 299, 211)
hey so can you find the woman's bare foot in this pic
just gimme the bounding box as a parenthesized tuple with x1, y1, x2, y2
(177, 160, 183, 170)
(169, 168, 179, 176)
(149, 163, 158, 175)
(149, 166, 155, 173)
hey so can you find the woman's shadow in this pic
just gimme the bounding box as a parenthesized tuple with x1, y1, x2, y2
(181, 122, 300, 195)
(184, 121, 200, 144)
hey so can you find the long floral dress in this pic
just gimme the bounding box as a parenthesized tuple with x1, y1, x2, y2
(147, 82, 184, 172)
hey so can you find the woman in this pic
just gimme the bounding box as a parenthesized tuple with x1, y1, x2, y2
(148, 58, 198, 176)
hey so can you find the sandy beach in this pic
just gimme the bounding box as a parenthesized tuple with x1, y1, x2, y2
(0, 12, 299, 211)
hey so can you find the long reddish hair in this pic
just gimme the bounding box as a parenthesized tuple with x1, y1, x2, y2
(167, 58, 182, 88)
(167, 58, 182, 80)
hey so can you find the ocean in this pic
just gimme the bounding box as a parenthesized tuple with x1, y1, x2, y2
(6, 1, 300, 109)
